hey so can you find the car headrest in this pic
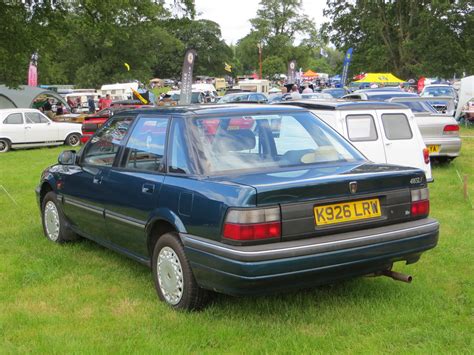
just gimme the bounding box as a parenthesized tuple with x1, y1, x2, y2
(214, 129, 256, 152)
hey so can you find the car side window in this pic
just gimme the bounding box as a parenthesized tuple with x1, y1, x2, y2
(3, 113, 23, 124)
(346, 115, 378, 141)
(169, 120, 190, 174)
(25, 112, 49, 123)
(83, 117, 133, 166)
(381, 113, 413, 140)
(123, 117, 169, 172)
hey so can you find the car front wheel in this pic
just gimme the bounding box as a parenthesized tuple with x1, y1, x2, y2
(65, 133, 81, 147)
(41, 191, 79, 243)
(152, 232, 209, 311)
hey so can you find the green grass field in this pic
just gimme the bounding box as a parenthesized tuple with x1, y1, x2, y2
(1, 129, 473, 353)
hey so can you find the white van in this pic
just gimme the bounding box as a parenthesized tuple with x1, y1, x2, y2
(283, 100, 433, 181)
(99, 82, 139, 101)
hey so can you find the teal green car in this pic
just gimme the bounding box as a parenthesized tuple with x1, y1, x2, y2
(36, 105, 439, 310)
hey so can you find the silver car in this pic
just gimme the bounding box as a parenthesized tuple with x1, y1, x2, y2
(389, 97, 461, 162)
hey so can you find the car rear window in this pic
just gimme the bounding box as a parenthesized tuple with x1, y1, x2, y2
(381, 113, 413, 140)
(190, 112, 364, 174)
(346, 115, 378, 141)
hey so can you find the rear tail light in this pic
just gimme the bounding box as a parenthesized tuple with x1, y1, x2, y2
(223, 207, 281, 241)
(443, 124, 459, 135)
(411, 188, 430, 217)
(423, 148, 430, 164)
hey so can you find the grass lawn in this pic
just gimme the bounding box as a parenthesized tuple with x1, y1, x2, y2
(0, 129, 473, 353)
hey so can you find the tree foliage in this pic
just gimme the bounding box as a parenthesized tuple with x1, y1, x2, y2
(323, 0, 473, 79)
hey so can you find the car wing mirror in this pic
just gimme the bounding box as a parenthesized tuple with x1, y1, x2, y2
(58, 150, 77, 165)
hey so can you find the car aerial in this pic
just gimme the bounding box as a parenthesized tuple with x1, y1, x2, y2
(218, 92, 268, 104)
(81, 101, 153, 144)
(280, 100, 432, 181)
(36, 104, 439, 310)
(0, 108, 82, 153)
(322, 88, 348, 98)
(388, 97, 461, 162)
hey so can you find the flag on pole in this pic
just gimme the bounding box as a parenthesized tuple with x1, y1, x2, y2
(28, 52, 38, 86)
(179, 49, 197, 106)
(124, 63, 130, 71)
(224, 62, 232, 72)
(340, 48, 353, 86)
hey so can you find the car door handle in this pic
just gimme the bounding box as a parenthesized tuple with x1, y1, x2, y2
(142, 183, 155, 194)
(24, 126, 31, 129)
(93, 176, 103, 184)
(385, 142, 392, 146)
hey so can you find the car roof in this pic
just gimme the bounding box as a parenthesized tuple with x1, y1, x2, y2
(113, 104, 305, 117)
(280, 100, 409, 111)
(0, 108, 42, 114)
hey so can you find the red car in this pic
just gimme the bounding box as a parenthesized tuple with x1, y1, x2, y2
(81, 101, 153, 143)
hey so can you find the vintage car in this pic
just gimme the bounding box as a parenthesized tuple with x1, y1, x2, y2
(0, 108, 82, 153)
(36, 105, 439, 310)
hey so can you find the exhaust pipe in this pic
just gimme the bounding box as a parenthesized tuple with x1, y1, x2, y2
(382, 270, 412, 283)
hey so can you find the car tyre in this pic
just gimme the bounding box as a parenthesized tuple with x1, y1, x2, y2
(41, 191, 79, 243)
(0, 138, 11, 153)
(152, 232, 209, 311)
(65, 133, 81, 147)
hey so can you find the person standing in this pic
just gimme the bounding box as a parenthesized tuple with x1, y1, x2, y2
(88, 96, 96, 113)
(56, 102, 64, 116)
(103, 94, 112, 108)
(290, 85, 302, 100)
(43, 98, 54, 119)
(97, 95, 105, 110)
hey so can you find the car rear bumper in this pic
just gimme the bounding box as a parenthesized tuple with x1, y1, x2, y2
(424, 137, 461, 157)
(181, 218, 439, 296)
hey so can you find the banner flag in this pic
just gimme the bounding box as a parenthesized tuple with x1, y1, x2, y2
(340, 47, 353, 86)
(27, 52, 38, 86)
(287, 60, 297, 84)
(224, 62, 232, 72)
(179, 49, 197, 105)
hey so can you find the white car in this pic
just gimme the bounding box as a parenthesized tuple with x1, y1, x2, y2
(282, 100, 433, 182)
(0, 108, 82, 153)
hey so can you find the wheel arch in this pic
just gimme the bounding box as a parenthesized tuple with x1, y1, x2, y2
(146, 211, 187, 258)
(39, 181, 54, 207)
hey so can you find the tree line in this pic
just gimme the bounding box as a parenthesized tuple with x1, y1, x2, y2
(0, 0, 472, 88)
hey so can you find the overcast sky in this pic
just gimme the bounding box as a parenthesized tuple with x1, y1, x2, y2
(194, 0, 328, 44)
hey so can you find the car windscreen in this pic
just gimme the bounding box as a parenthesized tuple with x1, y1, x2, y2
(323, 89, 345, 98)
(422, 87, 456, 97)
(397, 101, 438, 113)
(219, 94, 247, 103)
(189, 112, 364, 174)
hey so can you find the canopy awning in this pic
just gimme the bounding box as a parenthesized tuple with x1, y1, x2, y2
(0, 85, 68, 109)
(354, 73, 404, 83)
(302, 69, 318, 78)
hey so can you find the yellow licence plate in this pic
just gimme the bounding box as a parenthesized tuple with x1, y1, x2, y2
(428, 145, 440, 154)
(314, 198, 381, 226)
